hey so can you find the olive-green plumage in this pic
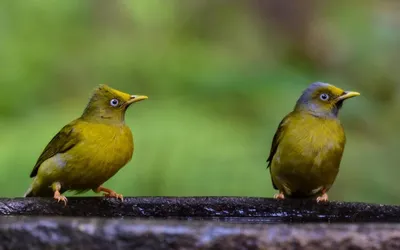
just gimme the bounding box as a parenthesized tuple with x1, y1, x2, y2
(267, 82, 360, 202)
(24, 84, 148, 205)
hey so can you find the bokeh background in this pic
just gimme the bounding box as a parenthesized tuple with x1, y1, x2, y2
(0, 0, 399, 204)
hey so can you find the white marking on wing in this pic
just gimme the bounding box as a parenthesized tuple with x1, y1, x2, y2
(54, 154, 66, 168)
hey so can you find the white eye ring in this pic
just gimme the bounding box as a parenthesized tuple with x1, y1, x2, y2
(320, 93, 330, 101)
(110, 98, 119, 107)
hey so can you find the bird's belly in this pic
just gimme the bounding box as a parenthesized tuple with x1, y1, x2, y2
(273, 161, 339, 197)
(272, 139, 343, 197)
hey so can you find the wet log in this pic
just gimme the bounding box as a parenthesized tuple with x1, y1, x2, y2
(1, 197, 399, 223)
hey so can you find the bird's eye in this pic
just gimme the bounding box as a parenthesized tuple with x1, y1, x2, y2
(319, 93, 330, 101)
(110, 98, 119, 107)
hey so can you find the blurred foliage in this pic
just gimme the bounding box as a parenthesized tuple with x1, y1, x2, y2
(1, 0, 399, 204)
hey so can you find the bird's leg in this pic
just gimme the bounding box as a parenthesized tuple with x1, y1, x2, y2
(51, 182, 67, 206)
(273, 191, 285, 200)
(316, 189, 329, 203)
(93, 186, 124, 202)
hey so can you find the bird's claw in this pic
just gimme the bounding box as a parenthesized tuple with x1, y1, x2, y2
(103, 191, 124, 202)
(273, 192, 285, 200)
(94, 186, 124, 202)
(316, 193, 328, 203)
(54, 192, 68, 206)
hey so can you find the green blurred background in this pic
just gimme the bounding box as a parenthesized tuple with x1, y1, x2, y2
(0, 0, 399, 204)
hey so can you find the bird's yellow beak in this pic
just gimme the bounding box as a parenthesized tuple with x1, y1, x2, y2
(336, 91, 360, 101)
(126, 95, 148, 105)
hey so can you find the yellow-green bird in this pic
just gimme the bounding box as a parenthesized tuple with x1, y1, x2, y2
(267, 82, 359, 202)
(24, 84, 148, 205)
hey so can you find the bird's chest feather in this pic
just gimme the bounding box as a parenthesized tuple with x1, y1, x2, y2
(278, 116, 345, 169)
(83, 125, 133, 167)
(62, 123, 134, 187)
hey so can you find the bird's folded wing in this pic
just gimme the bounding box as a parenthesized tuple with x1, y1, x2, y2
(266, 113, 293, 190)
(29, 120, 81, 178)
(266, 114, 292, 167)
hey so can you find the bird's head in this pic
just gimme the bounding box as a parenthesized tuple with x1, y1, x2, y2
(81, 84, 148, 124)
(294, 82, 360, 118)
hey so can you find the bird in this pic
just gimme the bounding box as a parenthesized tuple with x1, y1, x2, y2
(24, 84, 148, 205)
(266, 82, 360, 202)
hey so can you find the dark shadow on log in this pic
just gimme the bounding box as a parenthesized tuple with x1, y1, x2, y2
(1, 217, 400, 250)
(1, 197, 400, 223)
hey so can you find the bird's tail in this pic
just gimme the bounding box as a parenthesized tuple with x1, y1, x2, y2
(24, 182, 55, 197)
(24, 187, 34, 197)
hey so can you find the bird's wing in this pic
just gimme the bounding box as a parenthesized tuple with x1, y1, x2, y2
(266, 113, 292, 189)
(266, 114, 292, 167)
(30, 121, 81, 178)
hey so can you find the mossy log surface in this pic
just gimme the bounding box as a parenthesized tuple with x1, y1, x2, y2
(1, 197, 400, 249)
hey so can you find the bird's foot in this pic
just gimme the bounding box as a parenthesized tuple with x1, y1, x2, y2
(316, 193, 328, 203)
(273, 192, 285, 200)
(94, 186, 124, 202)
(53, 191, 68, 206)
(103, 191, 124, 201)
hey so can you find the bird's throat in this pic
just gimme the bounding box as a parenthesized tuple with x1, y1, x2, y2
(81, 109, 126, 125)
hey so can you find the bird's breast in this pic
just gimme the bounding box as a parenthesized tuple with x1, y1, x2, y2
(81, 123, 134, 168)
(274, 114, 346, 175)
